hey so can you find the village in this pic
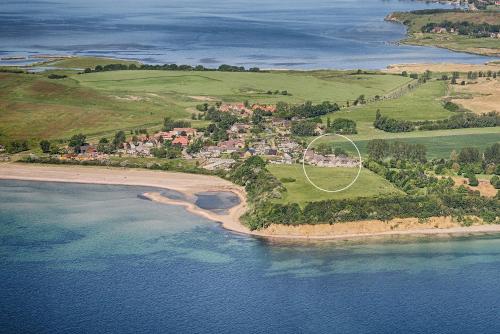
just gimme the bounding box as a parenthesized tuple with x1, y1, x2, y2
(53, 102, 360, 171)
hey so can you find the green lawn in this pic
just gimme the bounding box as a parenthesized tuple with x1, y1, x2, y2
(322, 80, 452, 136)
(75, 70, 411, 105)
(268, 164, 402, 206)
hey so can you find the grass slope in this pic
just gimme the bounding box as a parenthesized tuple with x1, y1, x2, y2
(0, 73, 188, 141)
(75, 70, 411, 105)
(322, 80, 453, 136)
(268, 164, 402, 206)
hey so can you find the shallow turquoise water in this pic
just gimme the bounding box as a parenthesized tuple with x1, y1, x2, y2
(1, 180, 500, 333)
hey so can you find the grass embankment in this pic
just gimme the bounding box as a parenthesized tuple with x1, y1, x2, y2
(268, 164, 402, 206)
(0, 68, 410, 142)
(388, 10, 500, 56)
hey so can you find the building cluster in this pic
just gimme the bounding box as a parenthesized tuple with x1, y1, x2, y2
(304, 151, 360, 168)
(48, 100, 356, 171)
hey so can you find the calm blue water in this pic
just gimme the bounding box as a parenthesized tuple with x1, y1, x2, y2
(1, 179, 500, 333)
(0, 0, 494, 69)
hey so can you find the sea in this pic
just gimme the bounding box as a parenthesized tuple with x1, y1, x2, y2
(0, 0, 495, 69)
(1, 180, 500, 333)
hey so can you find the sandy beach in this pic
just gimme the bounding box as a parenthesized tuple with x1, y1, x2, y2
(1, 163, 499, 241)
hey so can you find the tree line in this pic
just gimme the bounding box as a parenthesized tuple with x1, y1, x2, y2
(374, 110, 499, 133)
(82, 63, 261, 74)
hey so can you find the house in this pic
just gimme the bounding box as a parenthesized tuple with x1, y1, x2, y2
(229, 123, 250, 133)
(172, 128, 197, 137)
(219, 103, 252, 116)
(155, 131, 176, 141)
(252, 104, 277, 113)
(432, 27, 447, 34)
(172, 136, 189, 147)
(218, 139, 245, 153)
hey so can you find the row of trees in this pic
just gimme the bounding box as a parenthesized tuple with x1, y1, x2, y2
(326, 118, 357, 134)
(375, 111, 499, 133)
(373, 110, 415, 132)
(276, 101, 340, 119)
(418, 112, 499, 131)
(367, 139, 427, 162)
(83, 63, 261, 74)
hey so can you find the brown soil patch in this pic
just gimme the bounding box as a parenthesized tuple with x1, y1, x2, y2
(450, 78, 499, 114)
(452, 176, 498, 198)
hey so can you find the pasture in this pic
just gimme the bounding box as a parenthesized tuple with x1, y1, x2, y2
(268, 164, 402, 206)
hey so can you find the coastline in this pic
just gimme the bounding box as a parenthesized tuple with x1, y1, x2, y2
(1, 163, 499, 241)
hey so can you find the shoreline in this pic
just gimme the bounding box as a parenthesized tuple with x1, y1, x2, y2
(1, 163, 499, 241)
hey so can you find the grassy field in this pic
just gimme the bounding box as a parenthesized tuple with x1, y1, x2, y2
(348, 131, 500, 159)
(75, 70, 411, 105)
(0, 72, 188, 141)
(389, 10, 500, 56)
(322, 80, 453, 136)
(0, 67, 412, 142)
(268, 164, 402, 206)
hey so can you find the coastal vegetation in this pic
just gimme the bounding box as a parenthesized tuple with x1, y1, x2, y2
(387, 8, 500, 56)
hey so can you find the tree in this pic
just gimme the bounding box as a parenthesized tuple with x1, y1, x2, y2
(291, 121, 316, 136)
(466, 172, 479, 187)
(68, 133, 86, 148)
(484, 143, 500, 164)
(6, 140, 29, 154)
(458, 147, 481, 164)
(39, 140, 51, 153)
(367, 139, 390, 161)
(328, 118, 357, 134)
(186, 138, 204, 154)
(113, 130, 126, 148)
(490, 175, 500, 189)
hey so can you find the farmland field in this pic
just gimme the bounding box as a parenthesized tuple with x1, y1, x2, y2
(322, 80, 453, 135)
(75, 70, 411, 105)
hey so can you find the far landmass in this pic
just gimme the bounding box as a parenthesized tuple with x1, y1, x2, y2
(387, 0, 500, 56)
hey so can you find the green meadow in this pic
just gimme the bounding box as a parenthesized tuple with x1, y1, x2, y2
(268, 164, 402, 205)
(322, 80, 453, 136)
(75, 69, 410, 105)
(0, 64, 411, 142)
